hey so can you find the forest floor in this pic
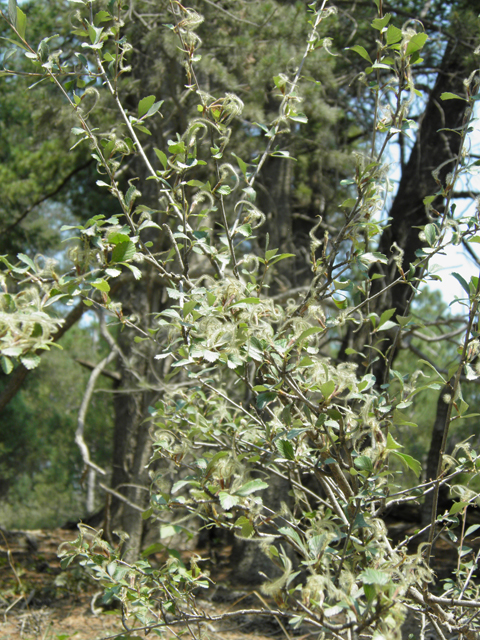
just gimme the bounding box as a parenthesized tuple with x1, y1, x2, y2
(0, 522, 474, 640)
(0, 527, 308, 640)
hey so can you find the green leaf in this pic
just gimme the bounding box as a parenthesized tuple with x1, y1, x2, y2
(390, 451, 421, 477)
(296, 326, 324, 344)
(0, 356, 13, 375)
(465, 524, 480, 537)
(371, 13, 391, 30)
(235, 223, 252, 237)
(386, 433, 403, 451)
(268, 253, 295, 266)
(378, 308, 396, 329)
(424, 223, 438, 246)
(359, 251, 388, 266)
(219, 492, 240, 509)
(141, 542, 164, 556)
(94, 10, 111, 26)
(451, 271, 470, 295)
(234, 479, 268, 497)
(440, 92, 467, 102)
(278, 526, 303, 547)
(8, 0, 17, 26)
(360, 568, 390, 585)
(257, 391, 277, 409)
(276, 439, 295, 460)
(449, 501, 468, 515)
(354, 456, 373, 472)
(138, 95, 156, 118)
(265, 248, 279, 261)
(17, 253, 36, 271)
(91, 279, 110, 292)
(235, 516, 254, 538)
(386, 25, 402, 45)
(229, 297, 260, 307)
(16, 6, 26, 40)
(87, 24, 103, 45)
(405, 32, 427, 57)
(19, 353, 41, 370)
(348, 45, 372, 63)
(320, 380, 335, 399)
(232, 153, 247, 178)
(111, 240, 136, 263)
(376, 320, 397, 332)
(154, 148, 168, 169)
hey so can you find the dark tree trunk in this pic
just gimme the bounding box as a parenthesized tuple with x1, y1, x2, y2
(421, 381, 453, 527)
(341, 26, 478, 383)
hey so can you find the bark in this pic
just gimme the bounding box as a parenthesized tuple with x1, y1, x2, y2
(108, 274, 160, 561)
(421, 380, 453, 527)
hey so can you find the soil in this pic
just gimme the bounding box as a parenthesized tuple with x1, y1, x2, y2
(0, 527, 298, 640)
(0, 523, 477, 640)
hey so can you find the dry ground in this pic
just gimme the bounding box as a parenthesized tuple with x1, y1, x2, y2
(0, 524, 476, 640)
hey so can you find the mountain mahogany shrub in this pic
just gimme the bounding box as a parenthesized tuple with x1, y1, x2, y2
(2, 0, 480, 638)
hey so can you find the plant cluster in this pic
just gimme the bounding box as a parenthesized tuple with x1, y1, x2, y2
(1, 0, 480, 638)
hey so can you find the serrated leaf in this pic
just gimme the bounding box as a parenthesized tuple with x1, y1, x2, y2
(371, 13, 391, 30)
(111, 240, 136, 263)
(91, 279, 110, 292)
(386, 24, 402, 45)
(235, 516, 254, 538)
(20, 353, 41, 370)
(276, 439, 295, 460)
(360, 568, 390, 585)
(235, 223, 252, 237)
(219, 492, 240, 509)
(124, 263, 142, 280)
(405, 32, 427, 57)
